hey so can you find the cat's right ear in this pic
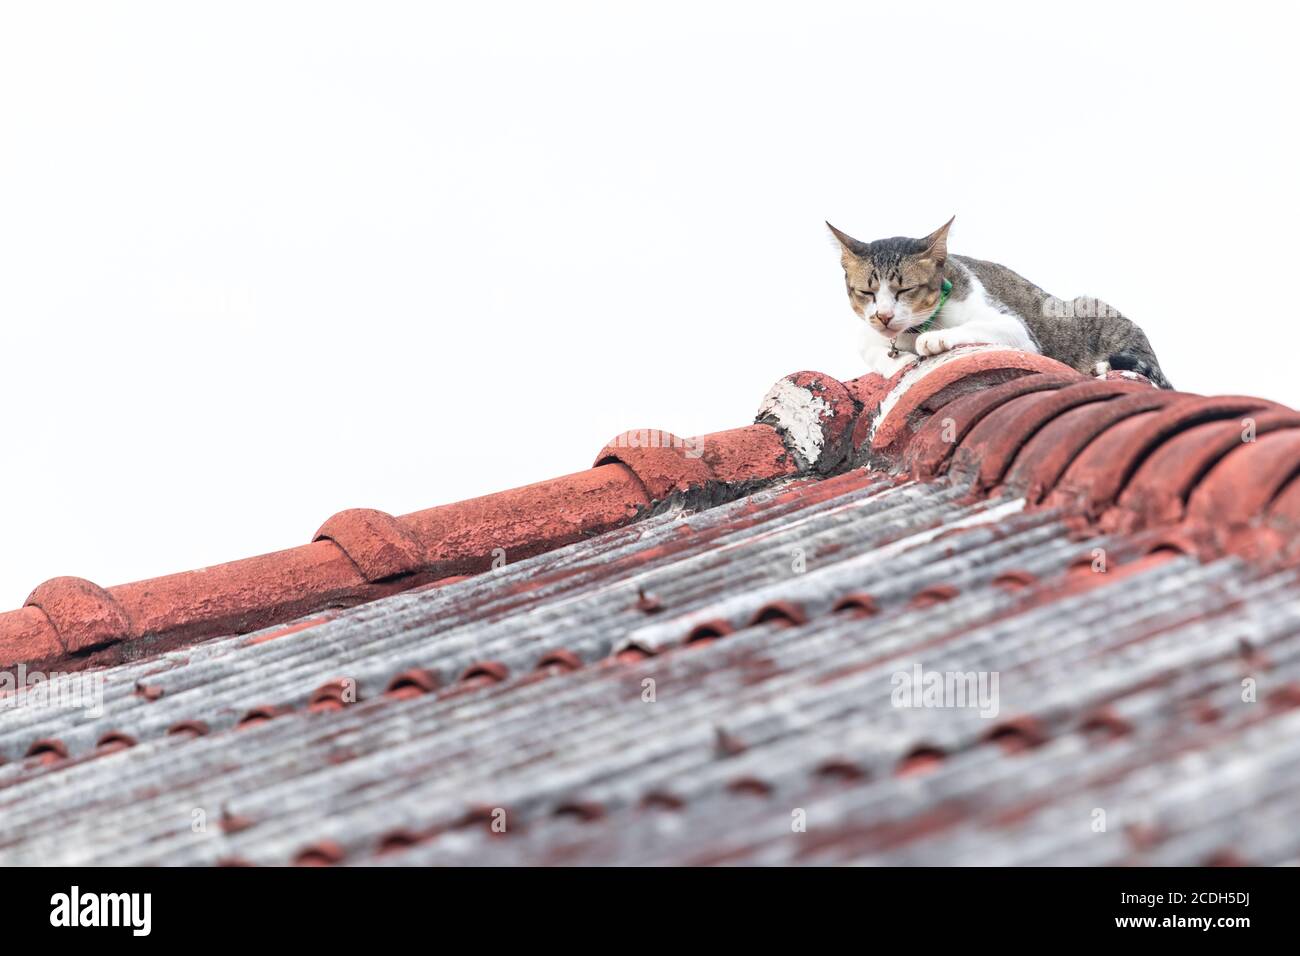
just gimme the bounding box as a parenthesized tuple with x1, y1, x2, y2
(826, 222, 867, 259)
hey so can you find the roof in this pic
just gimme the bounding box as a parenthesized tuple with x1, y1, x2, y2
(2, 345, 1299, 865)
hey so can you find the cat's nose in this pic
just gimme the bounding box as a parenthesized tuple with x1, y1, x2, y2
(876, 307, 894, 322)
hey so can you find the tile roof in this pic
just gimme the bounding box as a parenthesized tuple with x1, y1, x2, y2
(2, 345, 1299, 865)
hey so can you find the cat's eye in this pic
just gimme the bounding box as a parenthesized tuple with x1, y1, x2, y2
(895, 286, 915, 296)
(855, 289, 874, 299)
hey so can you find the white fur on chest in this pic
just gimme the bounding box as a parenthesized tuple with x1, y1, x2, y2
(857, 263, 1037, 375)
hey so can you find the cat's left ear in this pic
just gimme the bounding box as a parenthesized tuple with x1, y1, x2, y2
(919, 216, 955, 265)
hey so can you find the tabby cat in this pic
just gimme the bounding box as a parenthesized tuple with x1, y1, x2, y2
(828, 217, 1172, 388)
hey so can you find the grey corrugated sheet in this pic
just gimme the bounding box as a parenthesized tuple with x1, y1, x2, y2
(1, 468, 1297, 865)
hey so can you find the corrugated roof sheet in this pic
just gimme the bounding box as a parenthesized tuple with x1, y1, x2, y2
(3, 472, 1298, 864)
(3, 346, 1298, 864)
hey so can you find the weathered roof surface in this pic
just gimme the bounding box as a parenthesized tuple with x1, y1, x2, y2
(2, 346, 1298, 865)
(6, 345, 1294, 674)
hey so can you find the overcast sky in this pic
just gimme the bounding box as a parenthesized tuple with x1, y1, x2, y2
(2, 1, 1296, 602)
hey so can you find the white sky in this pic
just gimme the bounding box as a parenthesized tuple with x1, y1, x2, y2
(2, 1, 1297, 602)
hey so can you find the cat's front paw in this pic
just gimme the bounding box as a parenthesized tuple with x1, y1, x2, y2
(914, 330, 956, 356)
(860, 334, 918, 376)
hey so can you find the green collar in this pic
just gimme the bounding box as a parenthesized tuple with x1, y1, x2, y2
(909, 278, 952, 336)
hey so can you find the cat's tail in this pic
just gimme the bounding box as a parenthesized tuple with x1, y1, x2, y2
(1071, 301, 1174, 390)
(1100, 351, 1174, 390)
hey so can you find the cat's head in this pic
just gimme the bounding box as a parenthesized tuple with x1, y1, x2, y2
(827, 217, 954, 339)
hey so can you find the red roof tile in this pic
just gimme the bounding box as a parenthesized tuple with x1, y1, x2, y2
(2, 344, 1297, 680)
(1, 356, 1298, 865)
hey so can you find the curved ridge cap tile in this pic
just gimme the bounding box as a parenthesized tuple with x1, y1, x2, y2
(1049, 395, 1281, 518)
(950, 379, 1146, 493)
(1268, 471, 1300, 528)
(842, 371, 891, 416)
(996, 388, 1185, 502)
(25, 577, 133, 654)
(1045, 410, 1183, 519)
(977, 385, 1185, 496)
(314, 508, 426, 582)
(692, 425, 797, 485)
(405, 464, 650, 572)
(1116, 411, 1300, 529)
(0, 607, 64, 668)
(1100, 369, 1157, 388)
(865, 346, 1081, 461)
(977, 379, 1159, 494)
(1187, 429, 1300, 527)
(111, 542, 370, 640)
(595, 429, 715, 501)
(903, 372, 1076, 479)
(755, 371, 858, 473)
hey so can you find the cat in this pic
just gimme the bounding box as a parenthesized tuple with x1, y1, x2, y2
(827, 217, 1173, 389)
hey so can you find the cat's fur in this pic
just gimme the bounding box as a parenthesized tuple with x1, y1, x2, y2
(828, 217, 1172, 389)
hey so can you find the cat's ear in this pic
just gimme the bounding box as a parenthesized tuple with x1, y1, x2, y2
(826, 221, 867, 259)
(919, 216, 955, 264)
